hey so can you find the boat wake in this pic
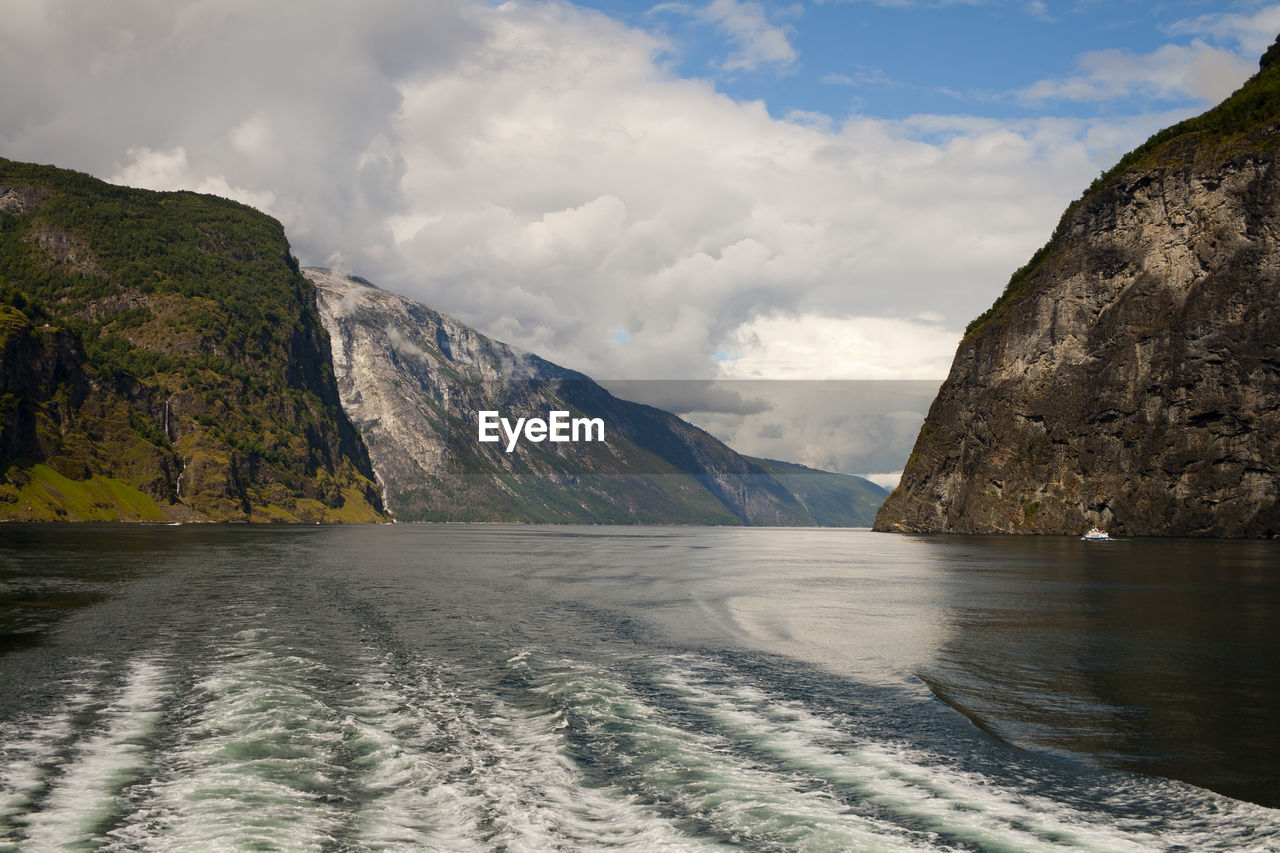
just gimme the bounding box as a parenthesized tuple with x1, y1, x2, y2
(3, 632, 1277, 852)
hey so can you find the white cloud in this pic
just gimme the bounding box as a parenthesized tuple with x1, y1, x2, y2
(632, 380, 939, 476)
(0, 0, 1185, 389)
(111, 146, 281, 216)
(0, 0, 476, 269)
(813, 0, 1037, 8)
(1023, 1, 1050, 22)
(229, 114, 275, 157)
(717, 314, 962, 380)
(1167, 5, 1280, 57)
(382, 3, 1169, 380)
(384, 325, 427, 359)
(864, 470, 902, 490)
(820, 66, 896, 87)
(1017, 40, 1254, 105)
(700, 0, 797, 71)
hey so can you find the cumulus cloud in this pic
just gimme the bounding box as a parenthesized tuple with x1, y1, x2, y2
(0, 0, 1197, 389)
(1167, 5, 1280, 57)
(815, 0, 1046, 10)
(110, 146, 282, 219)
(717, 313, 962, 380)
(1016, 41, 1254, 106)
(0, 0, 478, 267)
(383, 3, 1173, 380)
(627, 380, 941, 476)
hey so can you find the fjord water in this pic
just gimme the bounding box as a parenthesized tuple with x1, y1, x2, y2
(0, 526, 1277, 851)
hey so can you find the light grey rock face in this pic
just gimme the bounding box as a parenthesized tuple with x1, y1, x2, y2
(308, 268, 815, 524)
(874, 154, 1280, 537)
(0, 184, 47, 214)
(309, 267, 536, 517)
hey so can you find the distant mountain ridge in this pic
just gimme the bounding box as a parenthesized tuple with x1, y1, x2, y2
(744, 456, 888, 527)
(309, 268, 885, 525)
(875, 36, 1280, 537)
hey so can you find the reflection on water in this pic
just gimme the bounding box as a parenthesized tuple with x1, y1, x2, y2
(917, 535, 1280, 806)
(491, 527, 952, 683)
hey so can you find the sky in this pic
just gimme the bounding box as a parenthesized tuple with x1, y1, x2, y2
(2, 0, 1277, 480)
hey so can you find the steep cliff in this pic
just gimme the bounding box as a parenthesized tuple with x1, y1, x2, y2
(875, 39, 1280, 538)
(310, 268, 858, 525)
(0, 159, 385, 522)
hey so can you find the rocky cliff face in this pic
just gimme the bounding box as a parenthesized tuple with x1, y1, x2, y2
(0, 159, 385, 522)
(310, 268, 855, 525)
(875, 41, 1280, 538)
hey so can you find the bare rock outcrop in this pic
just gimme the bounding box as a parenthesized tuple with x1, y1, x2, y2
(875, 40, 1280, 537)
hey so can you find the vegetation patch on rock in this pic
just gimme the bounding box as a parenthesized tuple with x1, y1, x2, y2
(0, 158, 385, 523)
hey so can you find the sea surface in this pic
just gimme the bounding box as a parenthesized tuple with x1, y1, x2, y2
(0, 524, 1277, 851)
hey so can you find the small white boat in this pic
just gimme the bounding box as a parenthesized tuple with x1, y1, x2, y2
(1081, 526, 1111, 541)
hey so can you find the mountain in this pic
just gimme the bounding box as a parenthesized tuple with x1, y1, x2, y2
(0, 157, 887, 527)
(743, 457, 887, 527)
(875, 38, 1280, 538)
(0, 159, 385, 522)
(310, 268, 879, 525)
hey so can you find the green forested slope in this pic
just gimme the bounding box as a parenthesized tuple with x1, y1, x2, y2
(0, 158, 385, 522)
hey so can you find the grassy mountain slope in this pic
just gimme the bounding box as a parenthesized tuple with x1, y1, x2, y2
(0, 158, 385, 522)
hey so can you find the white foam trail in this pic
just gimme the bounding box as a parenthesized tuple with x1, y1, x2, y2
(658, 664, 1280, 852)
(0, 671, 103, 843)
(525, 653, 938, 852)
(335, 662, 488, 852)
(97, 631, 705, 852)
(13, 659, 167, 850)
(8, 630, 1275, 851)
(105, 634, 352, 851)
(347, 651, 709, 851)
